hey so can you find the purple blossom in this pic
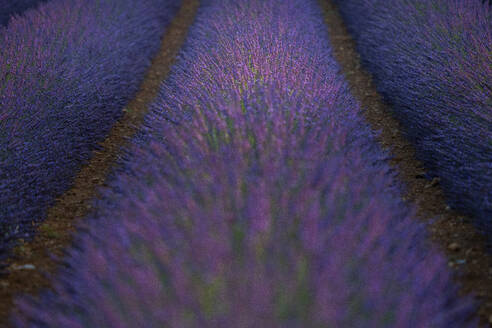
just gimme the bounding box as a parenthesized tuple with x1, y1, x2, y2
(0, 0, 180, 264)
(0, 0, 48, 27)
(333, 0, 492, 238)
(13, 0, 476, 327)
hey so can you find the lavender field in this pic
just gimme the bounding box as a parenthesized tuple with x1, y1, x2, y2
(0, 0, 50, 27)
(1, 0, 490, 326)
(0, 0, 179, 264)
(334, 0, 492, 238)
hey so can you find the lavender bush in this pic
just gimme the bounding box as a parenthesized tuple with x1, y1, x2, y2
(14, 0, 475, 326)
(332, 0, 492, 238)
(0, 0, 48, 27)
(0, 0, 180, 264)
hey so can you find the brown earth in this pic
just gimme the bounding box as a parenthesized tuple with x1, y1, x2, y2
(0, 0, 199, 326)
(320, 0, 492, 326)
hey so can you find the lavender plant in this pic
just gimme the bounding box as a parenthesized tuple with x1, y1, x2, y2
(13, 0, 475, 326)
(0, 0, 48, 27)
(0, 0, 180, 264)
(332, 0, 492, 239)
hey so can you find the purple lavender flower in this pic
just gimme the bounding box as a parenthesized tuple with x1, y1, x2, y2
(0, 0, 180, 264)
(13, 0, 476, 327)
(333, 0, 492, 238)
(0, 0, 48, 27)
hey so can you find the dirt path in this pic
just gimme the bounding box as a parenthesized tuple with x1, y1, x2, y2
(0, 0, 199, 326)
(320, 0, 492, 326)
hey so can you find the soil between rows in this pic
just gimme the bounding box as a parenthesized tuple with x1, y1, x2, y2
(0, 0, 199, 326)
(1, 0, 491, 326)
(321, 0, 492, 326)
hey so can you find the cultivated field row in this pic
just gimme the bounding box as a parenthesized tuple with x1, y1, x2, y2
(0, 0, 490, 326)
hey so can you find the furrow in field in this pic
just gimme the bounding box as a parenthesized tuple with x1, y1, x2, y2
(0, 0, 199, 325)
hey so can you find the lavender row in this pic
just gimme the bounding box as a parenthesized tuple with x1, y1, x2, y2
(14, 0, 475, 326)
(332, 0, 492, 237)
(0, 0, 49, 27)
(0, 0, 180, 264)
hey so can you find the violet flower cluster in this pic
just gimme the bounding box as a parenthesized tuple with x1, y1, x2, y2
(0, 0, 180, 265)
(14, 0, 475, 326)
(0, 0, 48, 27)
(333, 0, 492, 238)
